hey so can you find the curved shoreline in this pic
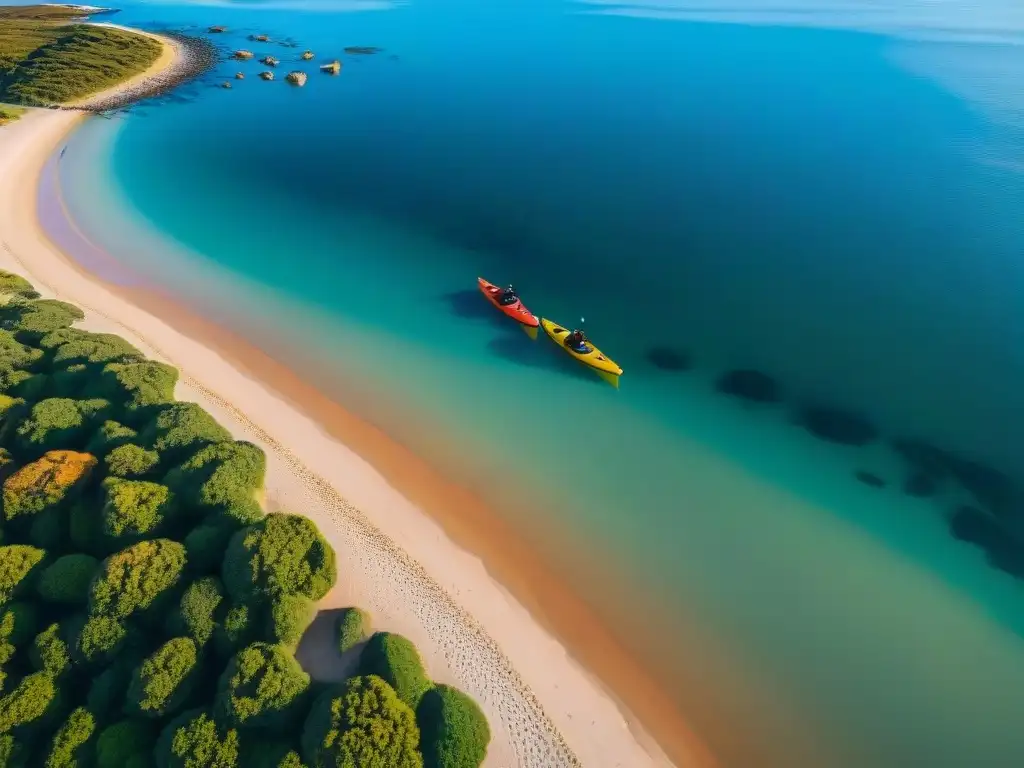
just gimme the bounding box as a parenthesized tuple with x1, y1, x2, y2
(0, 36, 717, 768)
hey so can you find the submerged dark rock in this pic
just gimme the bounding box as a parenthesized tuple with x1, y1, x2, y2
(799, 407, 878, 446)
(855, 471, 886, 489)
(949, 506, 1024, 578)
(344, 46, 382, 55)
(902, 471, 937, 498)
(646, 347, 690, 372)
(716, 369, 779, 403)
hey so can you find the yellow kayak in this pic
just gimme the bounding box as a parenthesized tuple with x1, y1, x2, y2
(541, 318, 623, 388)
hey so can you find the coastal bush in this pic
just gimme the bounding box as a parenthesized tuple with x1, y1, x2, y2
(165, 440, 266, 509)
(243, 741, 309, 768)
(222, 513, 336, 603)
(3, 450, 97, 526)
(87, 654, 141, 723)
(126, 636, 200, 718)
(95, 719, 157, 768)
(173, 577, 225, 647)
(30, 622, 71, 677)
(0, 671, 57, 731)
(0, 299, 83, 343)
(7, 372, 46, 403)
(99, 361, 178, 423)
(72, 615, 127, 667)
(301, 675, 422, 768)
(0, 544, 47, 602)
(140, 402, 232, 466)
(417, 684, 491, 768)
(0, 601, 38, 649)
(0, 330, 42, 373)
(48, 364, 88, 399)
(100, 478, 175, 545)
(267, 593, 316, 651)
(67, 501, 102, 557)
(213, 602, 257, 659)
(154, 708, 240, 768)
(48, 331, 142, 369)
(216, 642, 310, 732)
(14, 399, 109, 458)
(336, 607, 370, 655)
(0, 272, 39, 300)
(36, 553, 98, 604)
(42, 706, 96, 767)
(184, 521, 236, 575)
(361, 632, 431, 709)
(105, 443, 160, 479)
(85, 420, 138, 458)
(28, 505, 69, 551)
(88, 538, 186, 620)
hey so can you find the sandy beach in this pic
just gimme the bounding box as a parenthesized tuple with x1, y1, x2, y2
(0, 27, 718, 768)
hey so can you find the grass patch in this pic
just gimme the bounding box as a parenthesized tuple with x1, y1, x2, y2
(0, 7, 162, 106)
(0, 102, 24, 124)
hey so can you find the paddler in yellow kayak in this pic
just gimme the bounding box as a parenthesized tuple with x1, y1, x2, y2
(540, 317, 623, 387)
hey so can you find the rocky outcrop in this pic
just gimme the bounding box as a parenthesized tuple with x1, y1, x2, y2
(250, 34, 270, 42)
(260, 56, 279, 67)
(855, 471, 885, 489)
(259, 71, 274, 81)
(285, 71, 307, 87)
(233, 50, 254, 60)
(220, 82, 232, 89)
(799, 407, 878, 446)
(646, 347, 689, 372)
(716, 369, 779, 403)
(208, 25, 226, 33)
(320, 60, 342, 75)
(235, 72, 245, 80)
(301, 50, 314, 60)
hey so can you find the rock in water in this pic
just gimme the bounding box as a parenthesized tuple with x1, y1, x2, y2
(208, 25, 226, 33)
(301, 50, 314, 60)
(250, 34, 270, 42)
(320, 60, 342, 75)
(235, 72, 245, 80)
(285, 71, 307, 87)
(344, 46, 382, 55)
(233, 50, 253, 60)
(902, 472, 936, 498)
(799, 407, 878, 446)
(220, 82, 232, 89)
(260, 56, 279, 67)
(855, 471, 886, 489)
(646, 347, 690, 372)
(259, 71, 274, 81)
(715, 369, 780, 403)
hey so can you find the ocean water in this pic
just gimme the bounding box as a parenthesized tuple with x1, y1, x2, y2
(48, 0, 1024, 764)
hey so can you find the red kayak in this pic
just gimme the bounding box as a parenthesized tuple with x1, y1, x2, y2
(477, 278, 540, 333)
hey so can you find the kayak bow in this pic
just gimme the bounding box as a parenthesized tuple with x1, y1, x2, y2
(477, 277, 540, 338)
(540, 318, 623, 388)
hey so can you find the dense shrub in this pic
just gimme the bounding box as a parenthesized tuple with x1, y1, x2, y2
(98, 361, 178, 420)
(7, 372, 47, 403)
(1, 299, 83, 342)
(0, 330, 42, 374)
(173, 577, 224, 647)
(0, 544, 46, 602)
(3, 451, 96, 524)
(361, 632, 431, 710)
(36, 554, 99, 605)
(336, 607, 370, 655)
(0, 272, 40, 299)
(72, 615, 127, 667)
(0, 671, 57, 730)
(126, 636, 200, 718)
(301, 675, 422, 768)
(223, 513, 336, 603)
(267, 593, 316, 651)
(85, 420, 137, 457)
(28, 506, 67, 551)
(13, 399, 108, 459)
(213, 603, 257, 659)
(87, 654, 141, 723)
(244, 740, 309, 768)
(48, 331, 142, 368)
(100, 478, 174, 545)
(184, 521, 236, 575)
(30, 622, 71, 676)
(165, 441, 266, 509)
(43, 706, 95, 767)
(49, 364, 89, 399)
(0, 602, 38, 649)
(140, 403, 231, 466)
(95, 719, 157, 768)
(105, 444, 160, 479)
(155, 708, 239, 768)
(67, 501, 102, 557)
(416, 684, 490, 768)
(89, 538, 186, 620)
(216, 642, 310, 732)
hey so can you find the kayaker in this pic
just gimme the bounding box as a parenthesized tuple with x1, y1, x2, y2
(567, 329, 588, 352)
(499, 284, 518, 306)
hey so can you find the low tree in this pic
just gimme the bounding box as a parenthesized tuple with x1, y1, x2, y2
(165, 440, 266, 509)
(126, 636, 200, 719)
(98, 360, 178, 425)
(155, 708, 239, 768)
(0, 670, 57, 731)
(0, 544, 47, 603)
(100, 478, 175, 545)
(267, 593, 316, 651)
(301, 675, 422, 768)
(139, 402, 231, 466)
(183, 521, 235, 575)
(0, 330, 42, 374)
(222, 513, 336, 603)
(0, 602, 38, 652)
(30, 622, 72, 677)
(88, 538, 186, 620)
(48, 330, 142, 368)
(13, 398, 109, 458)
(360, 632, 431, 709)
(43, 706, 96, 768)
(2, 450, 97, 527)
(95, 719, 157, 768)
(335, 607, 370, 655)
(1, 299, 83, 343)
(173, 577, 225, 647)
(85, 420, 138, 457)
(105, 444, 160, 479)
(36, 553, 99, 605)
(71, 614, 127, 667)
(213, 602, 258, 659)
(216, 642, 310, 732)
(416, 684, 490, 768)
(87, 653, 143, 724)
(0, 271, 40, 299)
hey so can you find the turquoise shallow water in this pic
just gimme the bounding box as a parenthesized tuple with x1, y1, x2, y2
(46, 0, 1024, 764)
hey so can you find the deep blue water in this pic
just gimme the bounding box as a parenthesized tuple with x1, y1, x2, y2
(50, 0, 1024, 765)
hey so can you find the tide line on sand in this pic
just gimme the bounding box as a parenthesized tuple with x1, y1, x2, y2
(0, 45, 713, 768)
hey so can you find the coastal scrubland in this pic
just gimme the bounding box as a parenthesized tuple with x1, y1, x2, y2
(0, 5, 160, 107)
(0, 269, 490, 766)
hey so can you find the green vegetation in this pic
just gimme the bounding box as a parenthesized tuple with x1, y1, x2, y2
(0, 6, 162, 106)
(0, 269, 489, 765)
(0, 103, 23, 124)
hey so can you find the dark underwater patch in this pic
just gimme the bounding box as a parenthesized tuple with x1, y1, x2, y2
(716, 369, 779, 403)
